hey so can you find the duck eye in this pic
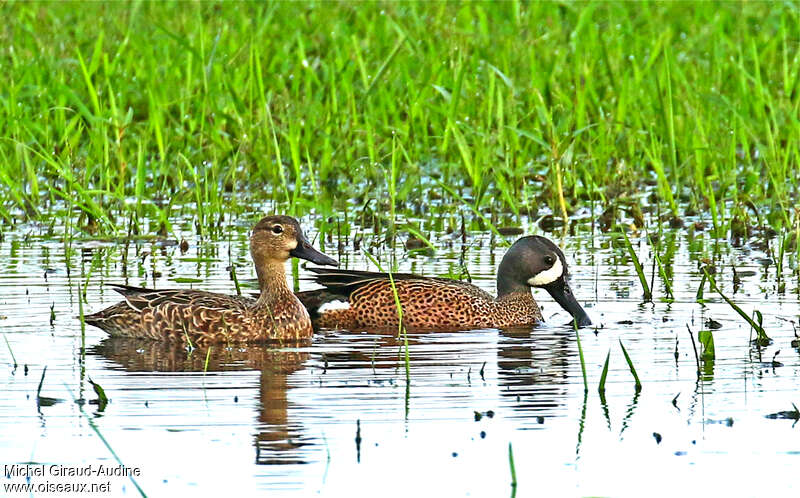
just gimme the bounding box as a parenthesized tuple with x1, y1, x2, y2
(271, 225, 284, 235)
(544, 255, 555, 266)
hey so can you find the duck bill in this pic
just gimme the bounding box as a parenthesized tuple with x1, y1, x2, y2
(545, 279, 591, 328)
(290, 237, 338, 266)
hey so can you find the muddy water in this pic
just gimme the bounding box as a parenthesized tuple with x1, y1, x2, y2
(1, 216, 799, 497)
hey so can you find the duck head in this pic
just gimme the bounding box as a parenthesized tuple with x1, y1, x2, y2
(497, 235, 591, 327)
(250, 215, 338, 267)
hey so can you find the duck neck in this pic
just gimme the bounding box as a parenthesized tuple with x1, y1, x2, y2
(254, 259, 295, 306)
(496, 256, 531, 299)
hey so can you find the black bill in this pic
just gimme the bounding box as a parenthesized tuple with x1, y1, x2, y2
(290, 234, 338, 266)
(544, 279, 592, 328)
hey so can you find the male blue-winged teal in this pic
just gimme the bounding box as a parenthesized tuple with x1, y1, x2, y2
(84, 216, 338, 344)
(297, 235, 591, 331)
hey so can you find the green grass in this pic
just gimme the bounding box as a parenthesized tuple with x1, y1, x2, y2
(3, 333, 17, 368)
(620, 229, 652, 302)
(574, 326, 588, 393)
(0, 2, 798, 238)
(598, 349, 610, 394)
(508, 442, 517, 490)
(363, 249, 410, 377)
(619, 339, 642, 392)
(698, 329, 716, 361)
(62, 382, 147, 497)
(702, 267, 772, 346)
(686, 324, 702, 377)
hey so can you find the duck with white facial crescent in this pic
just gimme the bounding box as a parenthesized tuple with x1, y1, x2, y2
(297, 235, 591, 331)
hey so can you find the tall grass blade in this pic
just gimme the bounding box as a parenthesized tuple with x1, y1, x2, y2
(3, 334, 17, 368)
(508, 442, 517, 489)
(619, 340, 642, 392)
(366, 34, 407, 96)
(598, 350, 610, 394)
(204, 347, 212, 373)
(364, 250, 410, 377)
(702, 267, 771, 345)
(686, 324, 701, 377)
(575, 325, 588, 393)
(62, 383, 147, 497)
(696, 271, 706, 301)
(620, 230, 652, 302)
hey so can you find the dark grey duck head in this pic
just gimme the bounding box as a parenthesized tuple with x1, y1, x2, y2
(497, 235, 591, 327)
(250, 215, 338, 266)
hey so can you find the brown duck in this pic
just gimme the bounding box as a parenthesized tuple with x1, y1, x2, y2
(297, 235, 591, 331)
(84, 216, 338, 345)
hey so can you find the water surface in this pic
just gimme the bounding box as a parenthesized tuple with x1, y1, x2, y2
(1, 215, 799, 497)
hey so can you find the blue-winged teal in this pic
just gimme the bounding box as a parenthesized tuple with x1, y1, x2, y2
(297, 235, 591, 331)
(85, 216, 338, 344)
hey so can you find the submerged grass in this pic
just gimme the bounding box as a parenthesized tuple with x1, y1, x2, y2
(0, 3, 798, 239)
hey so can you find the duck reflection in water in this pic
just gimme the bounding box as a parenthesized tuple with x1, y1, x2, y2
(92, 338, 311, 465)
(93, 325, 577, 467)
(496, 327, 573, 421)
(313, 327, 573, 424)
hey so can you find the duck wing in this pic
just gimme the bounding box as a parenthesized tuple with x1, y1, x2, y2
(302, 267, 492, 300)
(109, 284, 256, 312)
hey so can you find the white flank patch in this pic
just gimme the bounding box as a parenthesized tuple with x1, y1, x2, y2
(527, 258, 564, 286)
(318, 300, 350, 313)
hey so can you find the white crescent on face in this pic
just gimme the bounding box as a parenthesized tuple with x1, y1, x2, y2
(527, 257, 564, 286)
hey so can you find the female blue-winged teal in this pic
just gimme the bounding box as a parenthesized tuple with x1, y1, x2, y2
(85, 216, 338, 344)
(297, 235, 591, 331)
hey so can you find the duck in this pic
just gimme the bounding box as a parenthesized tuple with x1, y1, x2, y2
(296, 235, 591, 331)
(84, 216, 338, 345)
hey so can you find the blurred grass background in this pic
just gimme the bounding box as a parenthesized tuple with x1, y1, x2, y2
(0, 1, 797, 239)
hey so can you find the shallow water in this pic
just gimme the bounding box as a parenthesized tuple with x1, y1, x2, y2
(1, 215, 799, 497)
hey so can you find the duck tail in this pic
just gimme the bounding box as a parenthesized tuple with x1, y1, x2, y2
(107, 283, 152, 297)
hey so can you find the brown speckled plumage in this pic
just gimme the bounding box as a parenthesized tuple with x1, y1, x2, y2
(84, 216, 338, 345)
(297, 235, 591, 331)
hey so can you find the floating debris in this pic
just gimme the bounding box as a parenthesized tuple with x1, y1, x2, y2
(765, 404, 799, 421)
(497, 227, 523, 236)
(473, 410, 495, 421)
